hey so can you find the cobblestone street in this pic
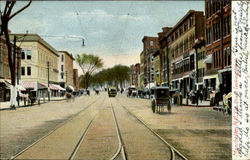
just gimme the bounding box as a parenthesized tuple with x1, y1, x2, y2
(0, 92, 232, 160)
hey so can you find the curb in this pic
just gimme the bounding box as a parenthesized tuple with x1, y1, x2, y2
(0, 98, 67, 111)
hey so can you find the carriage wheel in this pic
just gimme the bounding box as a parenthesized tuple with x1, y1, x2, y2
(152, 100, 156, 113)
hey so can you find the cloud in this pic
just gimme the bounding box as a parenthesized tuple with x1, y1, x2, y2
(119, 14, 142, 21)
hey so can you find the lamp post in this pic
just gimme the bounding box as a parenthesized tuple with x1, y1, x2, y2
(47, 61, 50, 102)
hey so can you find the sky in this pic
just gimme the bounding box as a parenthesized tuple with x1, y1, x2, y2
(2, 1, 204, 74)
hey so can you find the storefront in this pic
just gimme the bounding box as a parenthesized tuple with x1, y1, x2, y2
(0, 79, 10, 102)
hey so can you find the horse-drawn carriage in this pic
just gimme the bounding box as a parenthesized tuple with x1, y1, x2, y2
(151, 86, 171, 113)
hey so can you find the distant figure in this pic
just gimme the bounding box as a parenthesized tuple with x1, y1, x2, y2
(121, 88, 124, 94)
(87, 90, 90, 96)
(95, 90, 99, 95)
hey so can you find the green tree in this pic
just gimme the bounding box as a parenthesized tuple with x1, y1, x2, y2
(76, 53, 103, 89)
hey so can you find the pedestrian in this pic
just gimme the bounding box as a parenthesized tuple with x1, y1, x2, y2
(200, 90, 203, 103)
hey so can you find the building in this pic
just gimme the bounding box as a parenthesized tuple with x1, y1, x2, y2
(58, 51, 75, 91)
(166, 10, 205, 102)
(73, 68, 79, 90)
(10, 34, 59, 98)
(153, 50, 161, 86)
(158, 27, 173, 86)
(204, 1, 231, 99)
(129, 64, 136, 86)
(193, 38, 206, 91)
(142, 36, 159, 87)
(135, 63, 140, 89)
(0, 36, 21, 102)
(139, 52, 144, 90)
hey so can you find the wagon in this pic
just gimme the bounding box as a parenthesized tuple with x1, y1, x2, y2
(151, 86, 171, 113)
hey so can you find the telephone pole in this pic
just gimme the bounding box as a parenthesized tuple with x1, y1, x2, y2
(47, 61, 50, 101)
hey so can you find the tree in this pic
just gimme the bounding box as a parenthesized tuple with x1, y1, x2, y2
(76, 53, 103, 89)
(90, 65, 129, 89)
(1, 0, 32, 108)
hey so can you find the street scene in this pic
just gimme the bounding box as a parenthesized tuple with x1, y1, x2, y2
(0, 1, 234, 160)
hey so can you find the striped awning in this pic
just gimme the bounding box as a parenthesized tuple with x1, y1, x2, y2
(41, 83, 58, 90)
(20, 81, 35, 89)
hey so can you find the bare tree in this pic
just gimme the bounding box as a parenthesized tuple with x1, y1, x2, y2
(1, 0, 32, 108)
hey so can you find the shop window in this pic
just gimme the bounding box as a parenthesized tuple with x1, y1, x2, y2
(27, 66, 31, 76)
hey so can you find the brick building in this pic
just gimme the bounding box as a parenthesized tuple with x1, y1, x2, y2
(58, 51, 74, 91)
(0, 37, 21, 102)
(73, 68, 79, 90)
(139, 52, 144, 90)
(142, 36, 159, 87)
(204, 0, 231, 98)
(166, 10, 205, 101)
(158, 27, 173, 86)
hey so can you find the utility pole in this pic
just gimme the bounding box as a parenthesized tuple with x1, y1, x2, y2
(14, 35, 20, 107)
(47, 61, 50, 101)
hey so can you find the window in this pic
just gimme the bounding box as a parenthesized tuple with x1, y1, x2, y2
(150, 41, 154, 46)
(175, 31, 178, 39)
(61, 55, 64, 62)
(189, 17, 193, 28)
(26, 50, 31, 59)
(227, 47, 231, 65)
(61, 73, 64, 79)
(224, 48, 227, 66)
(21, 50, 25, 59)
(184, 23, 188, 32)
(27, 67, 31, 76)
(61, 65, 64, 71)
(179, 27, 183, 36)
(190, 55, 194, 70)
(227, 16, 231, 36)
(21, 67, 25, 75)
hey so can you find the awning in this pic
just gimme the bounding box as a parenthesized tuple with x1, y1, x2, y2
(40, 83, 58, 90)
(53, 84, 66, 91)
(17, 85, 26, 91)
(20, 81, 35, 89)
(204, 54, 212, 63)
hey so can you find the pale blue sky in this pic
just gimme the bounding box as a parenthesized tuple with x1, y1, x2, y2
(3, 1, 204, 70)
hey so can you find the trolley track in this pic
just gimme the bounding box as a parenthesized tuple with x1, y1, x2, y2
(11, 95, 106, 160)
(110, 98, 127, 160)
(115, 97, 188, 160)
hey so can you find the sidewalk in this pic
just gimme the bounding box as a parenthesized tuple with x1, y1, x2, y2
(0, 97, 66, 111)
(180, 98, 211, 107)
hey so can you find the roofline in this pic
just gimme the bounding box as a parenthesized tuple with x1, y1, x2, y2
(10, 34, 59, 57)
(165, 10, 204, 38)
(58, 50, 75, 60)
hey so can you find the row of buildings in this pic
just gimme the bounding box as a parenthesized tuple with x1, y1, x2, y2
(0, 33, 79, 102)
(130, 1, 231, 102)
